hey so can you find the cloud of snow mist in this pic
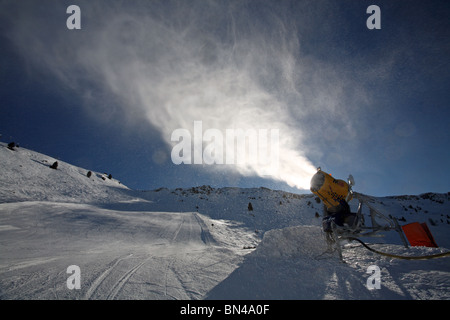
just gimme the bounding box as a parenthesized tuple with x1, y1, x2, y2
(4, 0, 371, 190)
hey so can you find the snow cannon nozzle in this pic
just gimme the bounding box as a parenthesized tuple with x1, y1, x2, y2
(348, 174, 355, 187)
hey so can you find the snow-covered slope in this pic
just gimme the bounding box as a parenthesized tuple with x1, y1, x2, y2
(0, 142, 130, 204)
(0, 143, 449, 300)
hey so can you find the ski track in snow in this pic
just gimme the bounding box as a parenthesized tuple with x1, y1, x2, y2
(0, 143, 449, 300)
(84, 253, 134, 300)
(0, 199, 244, 300)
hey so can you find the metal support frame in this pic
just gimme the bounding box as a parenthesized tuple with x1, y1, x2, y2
(331, 193, 409, 260)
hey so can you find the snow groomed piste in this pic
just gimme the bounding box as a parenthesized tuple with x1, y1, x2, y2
(1, 143, 449, 300)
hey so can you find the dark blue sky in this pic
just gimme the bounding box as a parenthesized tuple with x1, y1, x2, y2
(1, 0, 449, 196)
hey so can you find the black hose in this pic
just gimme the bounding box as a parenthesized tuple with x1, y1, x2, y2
(346, 237, 450, 260)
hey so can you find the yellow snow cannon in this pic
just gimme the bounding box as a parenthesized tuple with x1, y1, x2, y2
(310, 168, 353, 209)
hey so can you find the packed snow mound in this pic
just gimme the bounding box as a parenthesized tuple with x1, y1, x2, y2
(255, 225, 328, 259)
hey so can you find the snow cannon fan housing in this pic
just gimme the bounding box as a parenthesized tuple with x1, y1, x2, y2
(310, 169, 353, 209)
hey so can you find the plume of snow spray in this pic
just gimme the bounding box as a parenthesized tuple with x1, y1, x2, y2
(5, 1, 365, 190)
